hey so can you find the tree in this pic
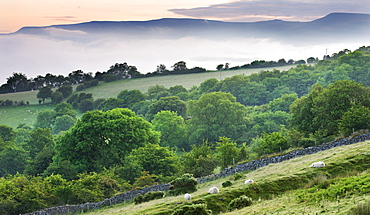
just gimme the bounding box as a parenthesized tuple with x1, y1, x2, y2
(34, 110, 57, 129)
(56, 85, 73, 98)
(181, 141, 218, 177)
(156, 64, 168, 74)
(338, 105, 370, 137)
(172, 61, 187, 71)
(216, 64, 224, 71)
(25, 144, 55, 176)
(258, 132, 290, 155)
(146, 85, 169, 100)
(78, 99, 94, 112)
(199, 78, 219, 94)
(117, 89, 146, 108)
(97, 98, 125, 111)
(55, 102, 76, 119)
(124, 143, 179, 177)
(51, 108, 160, 174)
(52, 115, 76, 134)
(0, 146, 28, 177)
(37, 86, 53, 103)
(6, 72, 30, 92)
(0, 125, 16, 142)
(147, 96, 187, 120)
(187, 92, 247, 144)
(25, 128, 54, 159)
(152, 111, 188, 149)
(215, 137, 239, 169)
(169, 85, 187, 96)
(268, 93, 298, 112)
(51, 91, 63, 104)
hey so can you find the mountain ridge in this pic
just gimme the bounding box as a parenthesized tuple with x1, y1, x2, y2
(9, 12, 370, 38)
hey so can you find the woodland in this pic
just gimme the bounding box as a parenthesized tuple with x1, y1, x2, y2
(0, 46, 369, 214)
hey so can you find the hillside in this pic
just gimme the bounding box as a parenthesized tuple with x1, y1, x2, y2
(83, 138, 370, 215)
(0, 65, 294, 128)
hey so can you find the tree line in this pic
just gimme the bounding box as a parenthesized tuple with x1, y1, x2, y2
(0, 55, 317, 94)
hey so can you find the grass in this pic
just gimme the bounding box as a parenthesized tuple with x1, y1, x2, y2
(84, 140, 370, 215)
(0, 65, 294, 128)
(0, 104, 56, 128)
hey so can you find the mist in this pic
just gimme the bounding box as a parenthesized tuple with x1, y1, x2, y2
(0, 31, 368, 85)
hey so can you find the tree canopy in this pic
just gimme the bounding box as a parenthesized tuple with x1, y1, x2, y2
(50, 108, 160, 175)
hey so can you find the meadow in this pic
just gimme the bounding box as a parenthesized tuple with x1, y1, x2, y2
(0, 65, 294, 128)
(85, 140, 370, 215)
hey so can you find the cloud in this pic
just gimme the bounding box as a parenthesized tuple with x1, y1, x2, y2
(43, 27, 87, 37)
(44, 16, 81, 22)
(1, 32, 368, 85)
(169, 0, 370, 22)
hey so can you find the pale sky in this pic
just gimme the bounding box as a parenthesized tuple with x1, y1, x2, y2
(1, 0, 370, 34)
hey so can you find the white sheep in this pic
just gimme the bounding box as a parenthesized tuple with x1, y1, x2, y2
(208, 186, 219, 194)
(310, 161, 325, 168)
(184, 193, 191, 201)
(244, 179, 254, 184)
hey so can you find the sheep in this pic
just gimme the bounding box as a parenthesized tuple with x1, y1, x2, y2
(184, 193, 191, 201)
(208, 186, 219, 194)
(310, 161, 325, 168)
(244, 179, 254, 185)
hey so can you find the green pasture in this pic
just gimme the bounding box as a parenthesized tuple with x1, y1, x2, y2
(0, 104, 56, 128)
(86, 140, 370, 215)
(78, 65, 295, 100)
(0, 65, 294, 128)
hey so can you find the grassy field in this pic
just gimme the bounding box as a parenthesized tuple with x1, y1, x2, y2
(0, 65, 295, 128)
(85, 140, 370, 215)
(0, 104, 56, 128)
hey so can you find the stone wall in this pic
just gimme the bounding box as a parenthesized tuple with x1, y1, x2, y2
(23, 133, 370, 215)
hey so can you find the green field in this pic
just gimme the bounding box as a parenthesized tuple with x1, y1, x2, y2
(86, 140, 370, 215)
(0, 65, 295, 128)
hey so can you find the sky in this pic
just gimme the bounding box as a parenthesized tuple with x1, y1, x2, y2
(1, 0, 370, 34)
(0, 0, 370, 85)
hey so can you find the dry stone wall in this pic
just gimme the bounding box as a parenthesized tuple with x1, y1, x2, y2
(23, 133, 370, 215)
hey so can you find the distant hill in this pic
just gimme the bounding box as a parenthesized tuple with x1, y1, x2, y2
(10, 13, 370, 43)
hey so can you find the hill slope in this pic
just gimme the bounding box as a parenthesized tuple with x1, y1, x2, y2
(84, 139, 370, 215)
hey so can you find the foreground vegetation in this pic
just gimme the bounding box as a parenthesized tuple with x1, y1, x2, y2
(85, 140, 370, 215)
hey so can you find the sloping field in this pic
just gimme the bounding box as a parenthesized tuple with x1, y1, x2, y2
(0, 65, 294, 128)
(85, 140, 370, 215)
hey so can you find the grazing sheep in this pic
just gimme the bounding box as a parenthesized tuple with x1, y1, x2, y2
(208, 186, 219, 194)
(244, 179, 254, 185)
(310, 161, 325, 168)
(184, 193, 191, 201)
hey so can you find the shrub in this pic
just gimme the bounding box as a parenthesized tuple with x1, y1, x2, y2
(168, 174, 198, 196)
(222, 180, 232, 187)
(134, 194, 144, 204)
(233, 172, 244, 180)
(228, 195, 253, 211)
(134, 191, 165, 204)
(172, 203, 212, 215)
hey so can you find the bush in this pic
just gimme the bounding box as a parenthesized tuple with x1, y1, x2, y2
(228, 195, 253, 211)
(168, 174, 198, 196)
(172, 203, 212, 215)
(233, 172, 244, 180)
(134, 191, 165, 204)
(222, 180, 232, 188)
